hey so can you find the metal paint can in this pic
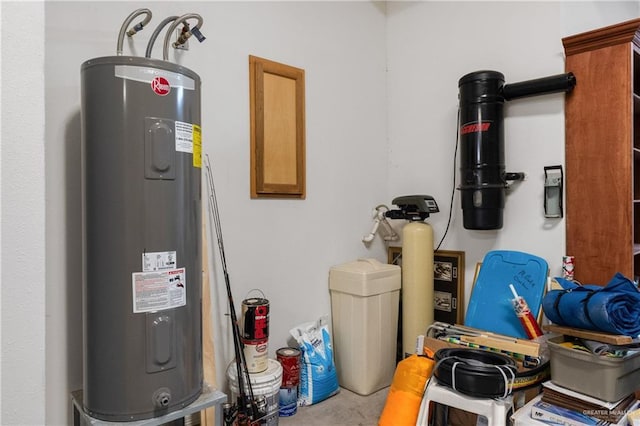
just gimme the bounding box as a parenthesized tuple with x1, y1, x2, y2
(562, 255, 575, 280)
(241, 297, 270, 341)
(276, 347, 301, 387)
(241, 295, 269, 373)
(242, 337, 269, 374)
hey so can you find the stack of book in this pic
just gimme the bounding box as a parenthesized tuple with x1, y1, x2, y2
(529, 381, 638, 425)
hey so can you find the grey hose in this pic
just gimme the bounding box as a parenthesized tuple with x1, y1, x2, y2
(145, 15, 179, 58)
(117, 8, 152, 55)
(162, 13, 204, 61)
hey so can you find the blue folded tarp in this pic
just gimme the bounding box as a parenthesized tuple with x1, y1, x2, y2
(542, 272, 640, 337)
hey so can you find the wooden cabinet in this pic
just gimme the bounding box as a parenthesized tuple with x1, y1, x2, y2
(563, 19, 640, 285)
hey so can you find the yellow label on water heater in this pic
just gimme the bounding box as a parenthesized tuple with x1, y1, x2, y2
(193, 125, 202, 168)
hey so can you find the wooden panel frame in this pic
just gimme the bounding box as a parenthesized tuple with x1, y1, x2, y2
(387, 246, 465, 324)
(433, 250, 465, 325)
(249, 55, 306, 199)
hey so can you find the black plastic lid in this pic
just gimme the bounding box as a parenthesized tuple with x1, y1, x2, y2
(458, 70, 504, 87)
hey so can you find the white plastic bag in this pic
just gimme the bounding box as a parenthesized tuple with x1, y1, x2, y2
(289, 315, 339, 406)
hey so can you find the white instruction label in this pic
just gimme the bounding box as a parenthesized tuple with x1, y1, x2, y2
(175, 121, 193, 153)
(132, 267, 186, 313)
(142, 251, 177, 272)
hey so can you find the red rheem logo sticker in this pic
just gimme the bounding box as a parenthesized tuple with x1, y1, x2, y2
(151, 76, 171, 96)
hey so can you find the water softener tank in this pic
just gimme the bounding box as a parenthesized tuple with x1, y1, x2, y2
(81, 56, 202, 421)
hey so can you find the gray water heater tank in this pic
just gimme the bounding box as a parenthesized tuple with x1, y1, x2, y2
(81, 56, 202, 421)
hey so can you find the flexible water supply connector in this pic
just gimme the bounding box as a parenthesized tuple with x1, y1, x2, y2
(116, 8, 152, 56)
(163, 13, 205, 61)
(145, 15, 179, 58)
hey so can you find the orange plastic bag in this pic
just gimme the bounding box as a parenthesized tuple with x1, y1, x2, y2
(378, 351, 434, 426)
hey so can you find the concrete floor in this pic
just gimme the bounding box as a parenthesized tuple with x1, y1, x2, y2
(278, 386, 390, 426)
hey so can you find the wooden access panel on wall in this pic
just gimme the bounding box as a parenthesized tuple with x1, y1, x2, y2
(249, 55, 306, 199)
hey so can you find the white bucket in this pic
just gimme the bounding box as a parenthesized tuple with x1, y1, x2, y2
(227, 358, 283, 426)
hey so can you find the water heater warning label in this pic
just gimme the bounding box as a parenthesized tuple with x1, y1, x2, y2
(175, 121, 194, 154)
(193, 125, 202, 168)
(132, 267, 186, 313)
(142, 250, 177, 272)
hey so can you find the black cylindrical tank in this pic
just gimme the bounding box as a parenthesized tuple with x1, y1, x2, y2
(81, 56, 202, 421)
(458, 70, 507, 230)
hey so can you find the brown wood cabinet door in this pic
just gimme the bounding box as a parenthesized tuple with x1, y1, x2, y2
(563, 19, 640, 285)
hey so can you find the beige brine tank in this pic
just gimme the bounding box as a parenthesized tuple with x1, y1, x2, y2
(329, 258, 401, 395)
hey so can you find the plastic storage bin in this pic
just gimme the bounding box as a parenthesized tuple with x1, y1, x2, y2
(329, 258, 401, 396)
(547, 335, 640, 402)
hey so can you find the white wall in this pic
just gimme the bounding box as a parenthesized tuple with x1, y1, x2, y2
(1, 2, 639, 425)
(1, 2, 46, 425)
(387, 1, 640, 308)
